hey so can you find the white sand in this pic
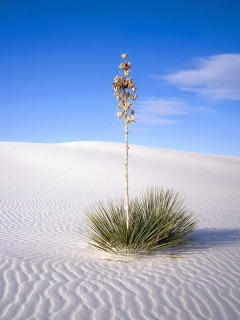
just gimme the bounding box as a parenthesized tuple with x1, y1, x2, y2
(0, 141, 239, 320)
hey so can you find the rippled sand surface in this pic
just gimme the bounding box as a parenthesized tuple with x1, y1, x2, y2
(0, 141, 239, 320)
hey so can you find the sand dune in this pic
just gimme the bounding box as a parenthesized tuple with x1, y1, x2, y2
(0, 141, 239, 320)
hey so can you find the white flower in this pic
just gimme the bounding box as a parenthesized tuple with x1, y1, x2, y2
(119, 62, 132, 71)
(124, 69, 130, 76)
(114, 75, 122, 81)
(117, 112, 123, 118)
(127, 116, 135, 124)
(127, 78, 134, 88)
(114, 91, 121, 100)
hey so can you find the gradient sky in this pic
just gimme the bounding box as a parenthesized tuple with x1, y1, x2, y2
(0, 0, 240, 155)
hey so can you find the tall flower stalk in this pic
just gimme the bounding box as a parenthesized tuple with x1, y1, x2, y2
(112, 53, 137, 229)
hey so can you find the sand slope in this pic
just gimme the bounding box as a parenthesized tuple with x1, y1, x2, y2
(0, 141, 239, 320)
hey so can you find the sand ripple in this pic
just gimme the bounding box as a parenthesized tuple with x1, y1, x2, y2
(0, 142, 240, 319)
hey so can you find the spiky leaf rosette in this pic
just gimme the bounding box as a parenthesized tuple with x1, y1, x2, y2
(86, 187, 197, 255)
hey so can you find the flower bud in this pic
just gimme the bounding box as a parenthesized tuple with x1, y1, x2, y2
(121, 53, 128, 60)
(132, 87, 137, 93)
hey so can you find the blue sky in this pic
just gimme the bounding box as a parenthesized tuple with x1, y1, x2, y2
(0, 0, 240, 155)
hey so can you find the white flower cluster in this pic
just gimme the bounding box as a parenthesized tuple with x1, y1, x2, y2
(112, 53, 137, 124)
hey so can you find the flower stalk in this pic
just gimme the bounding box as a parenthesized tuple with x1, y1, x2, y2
(112, 53, 137, 229)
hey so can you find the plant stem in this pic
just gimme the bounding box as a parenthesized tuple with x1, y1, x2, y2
(125, 116, 129, 229)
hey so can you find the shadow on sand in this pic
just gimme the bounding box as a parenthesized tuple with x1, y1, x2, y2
(171, 228, 240, 255)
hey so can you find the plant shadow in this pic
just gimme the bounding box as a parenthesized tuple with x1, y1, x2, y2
(164, 228, 240, 256)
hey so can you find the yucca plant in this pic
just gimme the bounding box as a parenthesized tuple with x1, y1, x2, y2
(86, 187, 197, 255)
(84, 54, 197, 255)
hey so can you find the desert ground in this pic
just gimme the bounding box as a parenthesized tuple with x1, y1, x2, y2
(0, 141, 239, 320)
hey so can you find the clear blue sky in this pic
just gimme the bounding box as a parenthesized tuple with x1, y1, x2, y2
(0, 0, 240, 156)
